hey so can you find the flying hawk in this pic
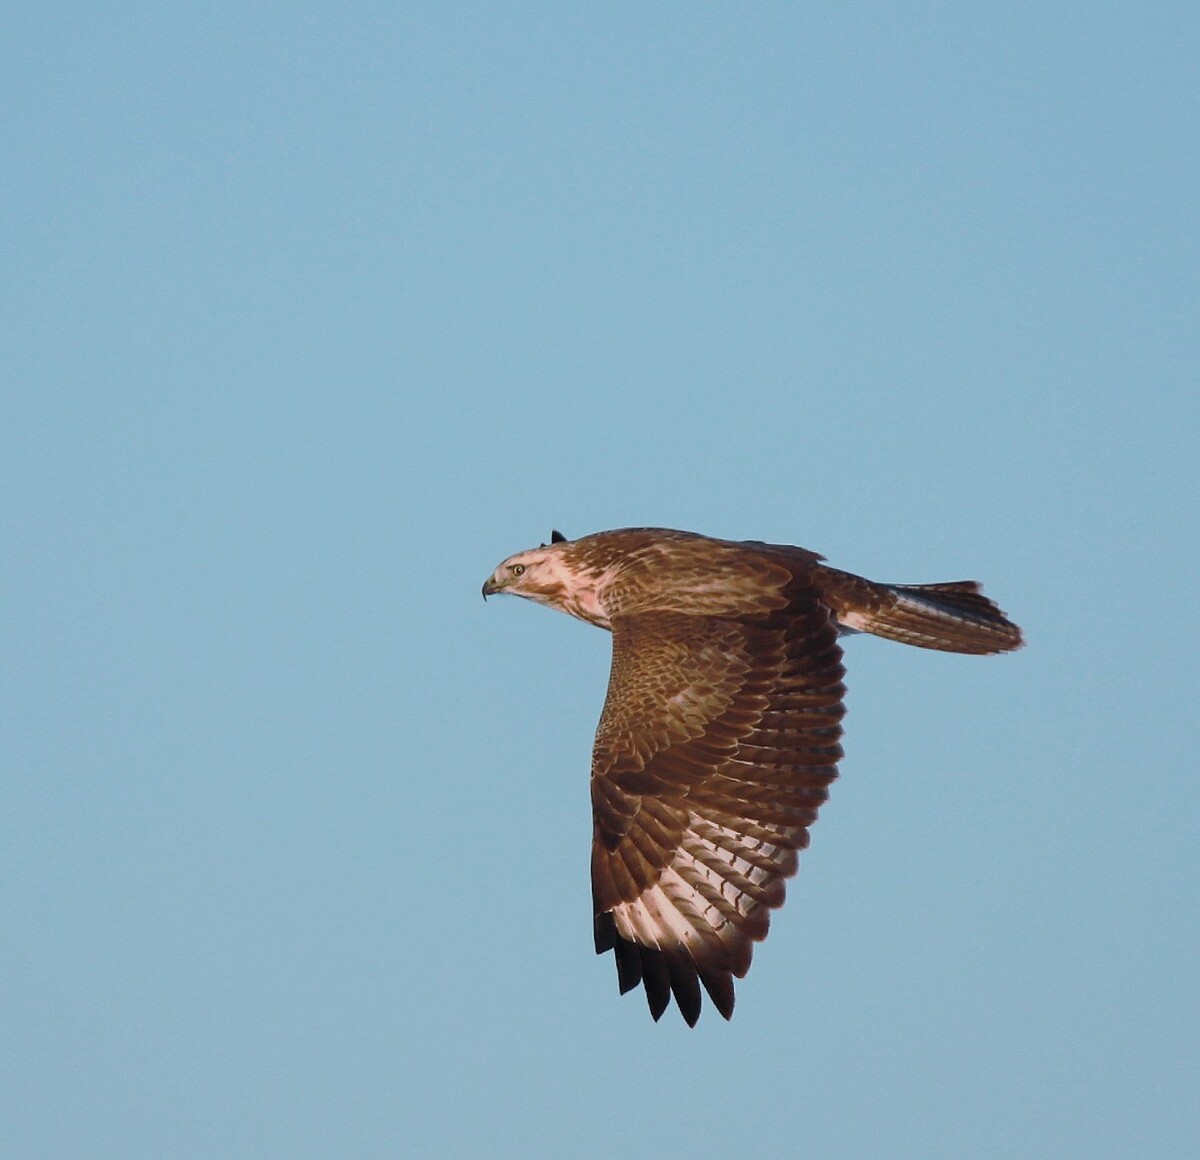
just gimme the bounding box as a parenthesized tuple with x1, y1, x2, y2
(482, 527, 1022, 1025)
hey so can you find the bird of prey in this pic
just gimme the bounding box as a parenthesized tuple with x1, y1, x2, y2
(482, 527, 1022, 1025)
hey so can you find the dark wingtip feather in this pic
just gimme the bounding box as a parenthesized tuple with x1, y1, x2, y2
(613, 939, 643, 995)
(593, 911, 617, 954)
(666, 954, 703, 1027)
(550, 529, 567, 543)
(697, 965, 736, 1021)
(600, 920, 734, 1026)
(640, 950, 672, 1021)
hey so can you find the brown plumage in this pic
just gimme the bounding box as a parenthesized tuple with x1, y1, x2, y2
(482, 528, 1022, 1025)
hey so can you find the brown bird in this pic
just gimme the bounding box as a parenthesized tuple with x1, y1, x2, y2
(482, 527, 1022, 1025)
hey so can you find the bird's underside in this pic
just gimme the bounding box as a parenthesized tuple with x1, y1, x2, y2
(482, 527, 1023, 1025)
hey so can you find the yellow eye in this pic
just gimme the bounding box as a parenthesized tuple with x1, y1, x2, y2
(510, 563, 525, 576)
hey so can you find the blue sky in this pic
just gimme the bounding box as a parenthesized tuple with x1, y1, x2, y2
(2, 3, 1197, 1157)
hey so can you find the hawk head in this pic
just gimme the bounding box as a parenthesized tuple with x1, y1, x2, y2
(481, 544, 565, 602)
(482, 532, 610, 627)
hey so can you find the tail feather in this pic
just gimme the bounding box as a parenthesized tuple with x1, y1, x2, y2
(843, 580, 1023, 655)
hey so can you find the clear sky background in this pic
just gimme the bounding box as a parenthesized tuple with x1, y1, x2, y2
(3, 4, 1197, 1158)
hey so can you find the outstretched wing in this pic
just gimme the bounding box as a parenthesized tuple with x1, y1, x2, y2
(590, 591, 846, 1025)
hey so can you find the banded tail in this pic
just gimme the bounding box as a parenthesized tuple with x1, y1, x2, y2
(823, 571, 1024, 655)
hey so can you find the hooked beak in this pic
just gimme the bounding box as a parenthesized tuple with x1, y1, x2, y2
(481, 576, 501, 600)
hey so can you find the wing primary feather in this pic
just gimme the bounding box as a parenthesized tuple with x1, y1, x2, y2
(697, 964, 736, 1021)
(612, 932, 643, 994)
(639, 949, 672, 1020)
(593, 911, 616, 954)
(665, 954, 703, 1027)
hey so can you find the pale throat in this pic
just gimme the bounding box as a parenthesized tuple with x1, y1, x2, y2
(562, 584, 610, 628)
(535, 556, 612, 628)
